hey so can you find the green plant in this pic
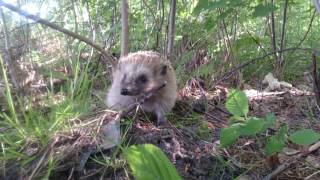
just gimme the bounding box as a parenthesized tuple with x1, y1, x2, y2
(220, 89, 275, 148)
(123, 144, 181, 180)
(220, 89, 320, 156)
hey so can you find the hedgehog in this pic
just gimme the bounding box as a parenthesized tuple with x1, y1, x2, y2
(106, 51, 177, 125)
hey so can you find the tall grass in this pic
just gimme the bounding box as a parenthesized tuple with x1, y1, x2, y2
(0, 50, 94, 177)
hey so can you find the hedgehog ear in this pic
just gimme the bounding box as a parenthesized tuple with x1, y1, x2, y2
(160, 64, 167, 75)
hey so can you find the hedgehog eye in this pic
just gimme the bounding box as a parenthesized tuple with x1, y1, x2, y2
(160, 65, 167, 75)
(136, 74, 148, 84)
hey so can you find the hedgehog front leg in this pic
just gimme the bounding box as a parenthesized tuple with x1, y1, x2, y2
(155, 106, 167, 126)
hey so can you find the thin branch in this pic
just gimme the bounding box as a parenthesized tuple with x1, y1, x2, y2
(213, 47, 316, 85)
(142, 0, 157, 23)
(263, 141, 320, 180)
(295, 9, 316, 48)
(0, 0, 117, 68)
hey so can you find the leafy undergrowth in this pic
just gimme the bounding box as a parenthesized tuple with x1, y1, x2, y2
(1, 67, 320, 179)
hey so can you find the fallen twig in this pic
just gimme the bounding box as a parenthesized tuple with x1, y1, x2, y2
(263, 141, 320, 180)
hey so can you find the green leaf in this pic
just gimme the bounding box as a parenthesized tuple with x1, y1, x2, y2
(261, 113, 276, 131)
(239, 117, 265, 136)
(123, 144, 181, 180)
(252, 4, 278, 17)
(192, 0, 209, 15)
(226, 89, 249, 117)
(265, 136, 285, 156)
(229, 115, 246, 124)
(289, 129, 320, 145)
(265, 125, 287, 156)
(220, 124, 241, 148)
(204, 18, 216, 31)
(193, 0, 229, 15)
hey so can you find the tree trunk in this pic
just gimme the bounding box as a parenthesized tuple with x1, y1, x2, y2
(312, 52, 320, 107)
(269, 0, 278, 62)
(278, 0, 289, 73)
(166, 0, 176, 61)
(121, 0, 129, 57)
(0, 7, 19, 89)
(269, 0, 282, 77)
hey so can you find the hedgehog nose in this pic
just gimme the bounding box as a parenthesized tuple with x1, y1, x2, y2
(121, 88, 129, 95)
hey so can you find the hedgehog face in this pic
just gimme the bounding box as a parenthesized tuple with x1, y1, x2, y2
(118, 62, 168, 96)
(118, 63, 150, 96)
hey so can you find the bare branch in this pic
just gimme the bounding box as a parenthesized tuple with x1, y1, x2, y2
(295, 9, 316, 48)
(213, 48, 316, 85)
(263, 141, 320, 180)
(0, 0, 117, 68)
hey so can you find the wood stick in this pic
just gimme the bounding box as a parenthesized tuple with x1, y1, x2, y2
(263, 141, 320, 180)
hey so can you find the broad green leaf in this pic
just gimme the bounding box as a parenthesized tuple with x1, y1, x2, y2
(226, 89, 249, 117)
(239, 117, 265, 136)
(261, 113, 276, 131)
(229, 115, 246, 124)
(220, 124, 241, 148)
(265, 136, 285, 156)
(252, 4, 278, 17)
(277, 125, 288, 142)
(289, 129, 320, 145)
(124, 144, 181, 180)
(192, 0, 209, 15)
(204, 18, 216, 31)
(193, 0, 229, 15)
(265, 125, 287, 156)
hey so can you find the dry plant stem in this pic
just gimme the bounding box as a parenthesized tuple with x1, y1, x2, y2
(263, 141, 320, 180)
(0, 0, 116, 68)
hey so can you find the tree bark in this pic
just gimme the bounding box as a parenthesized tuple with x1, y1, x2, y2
(0, 0, 117, 68)
(312, 52, 320, 107)
(279, 0, 289, 65)
(121, 0, 129, 57)
(269, 0, 278, 63)
(166, 0, 176, 61)
(0, 7, 19, 89)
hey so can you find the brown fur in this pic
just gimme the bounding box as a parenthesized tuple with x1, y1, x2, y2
(106, 51, 177, 125)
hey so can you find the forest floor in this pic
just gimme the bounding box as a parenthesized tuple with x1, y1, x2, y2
(47, 77, 320, 180)
(2, 65, 320, 179)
